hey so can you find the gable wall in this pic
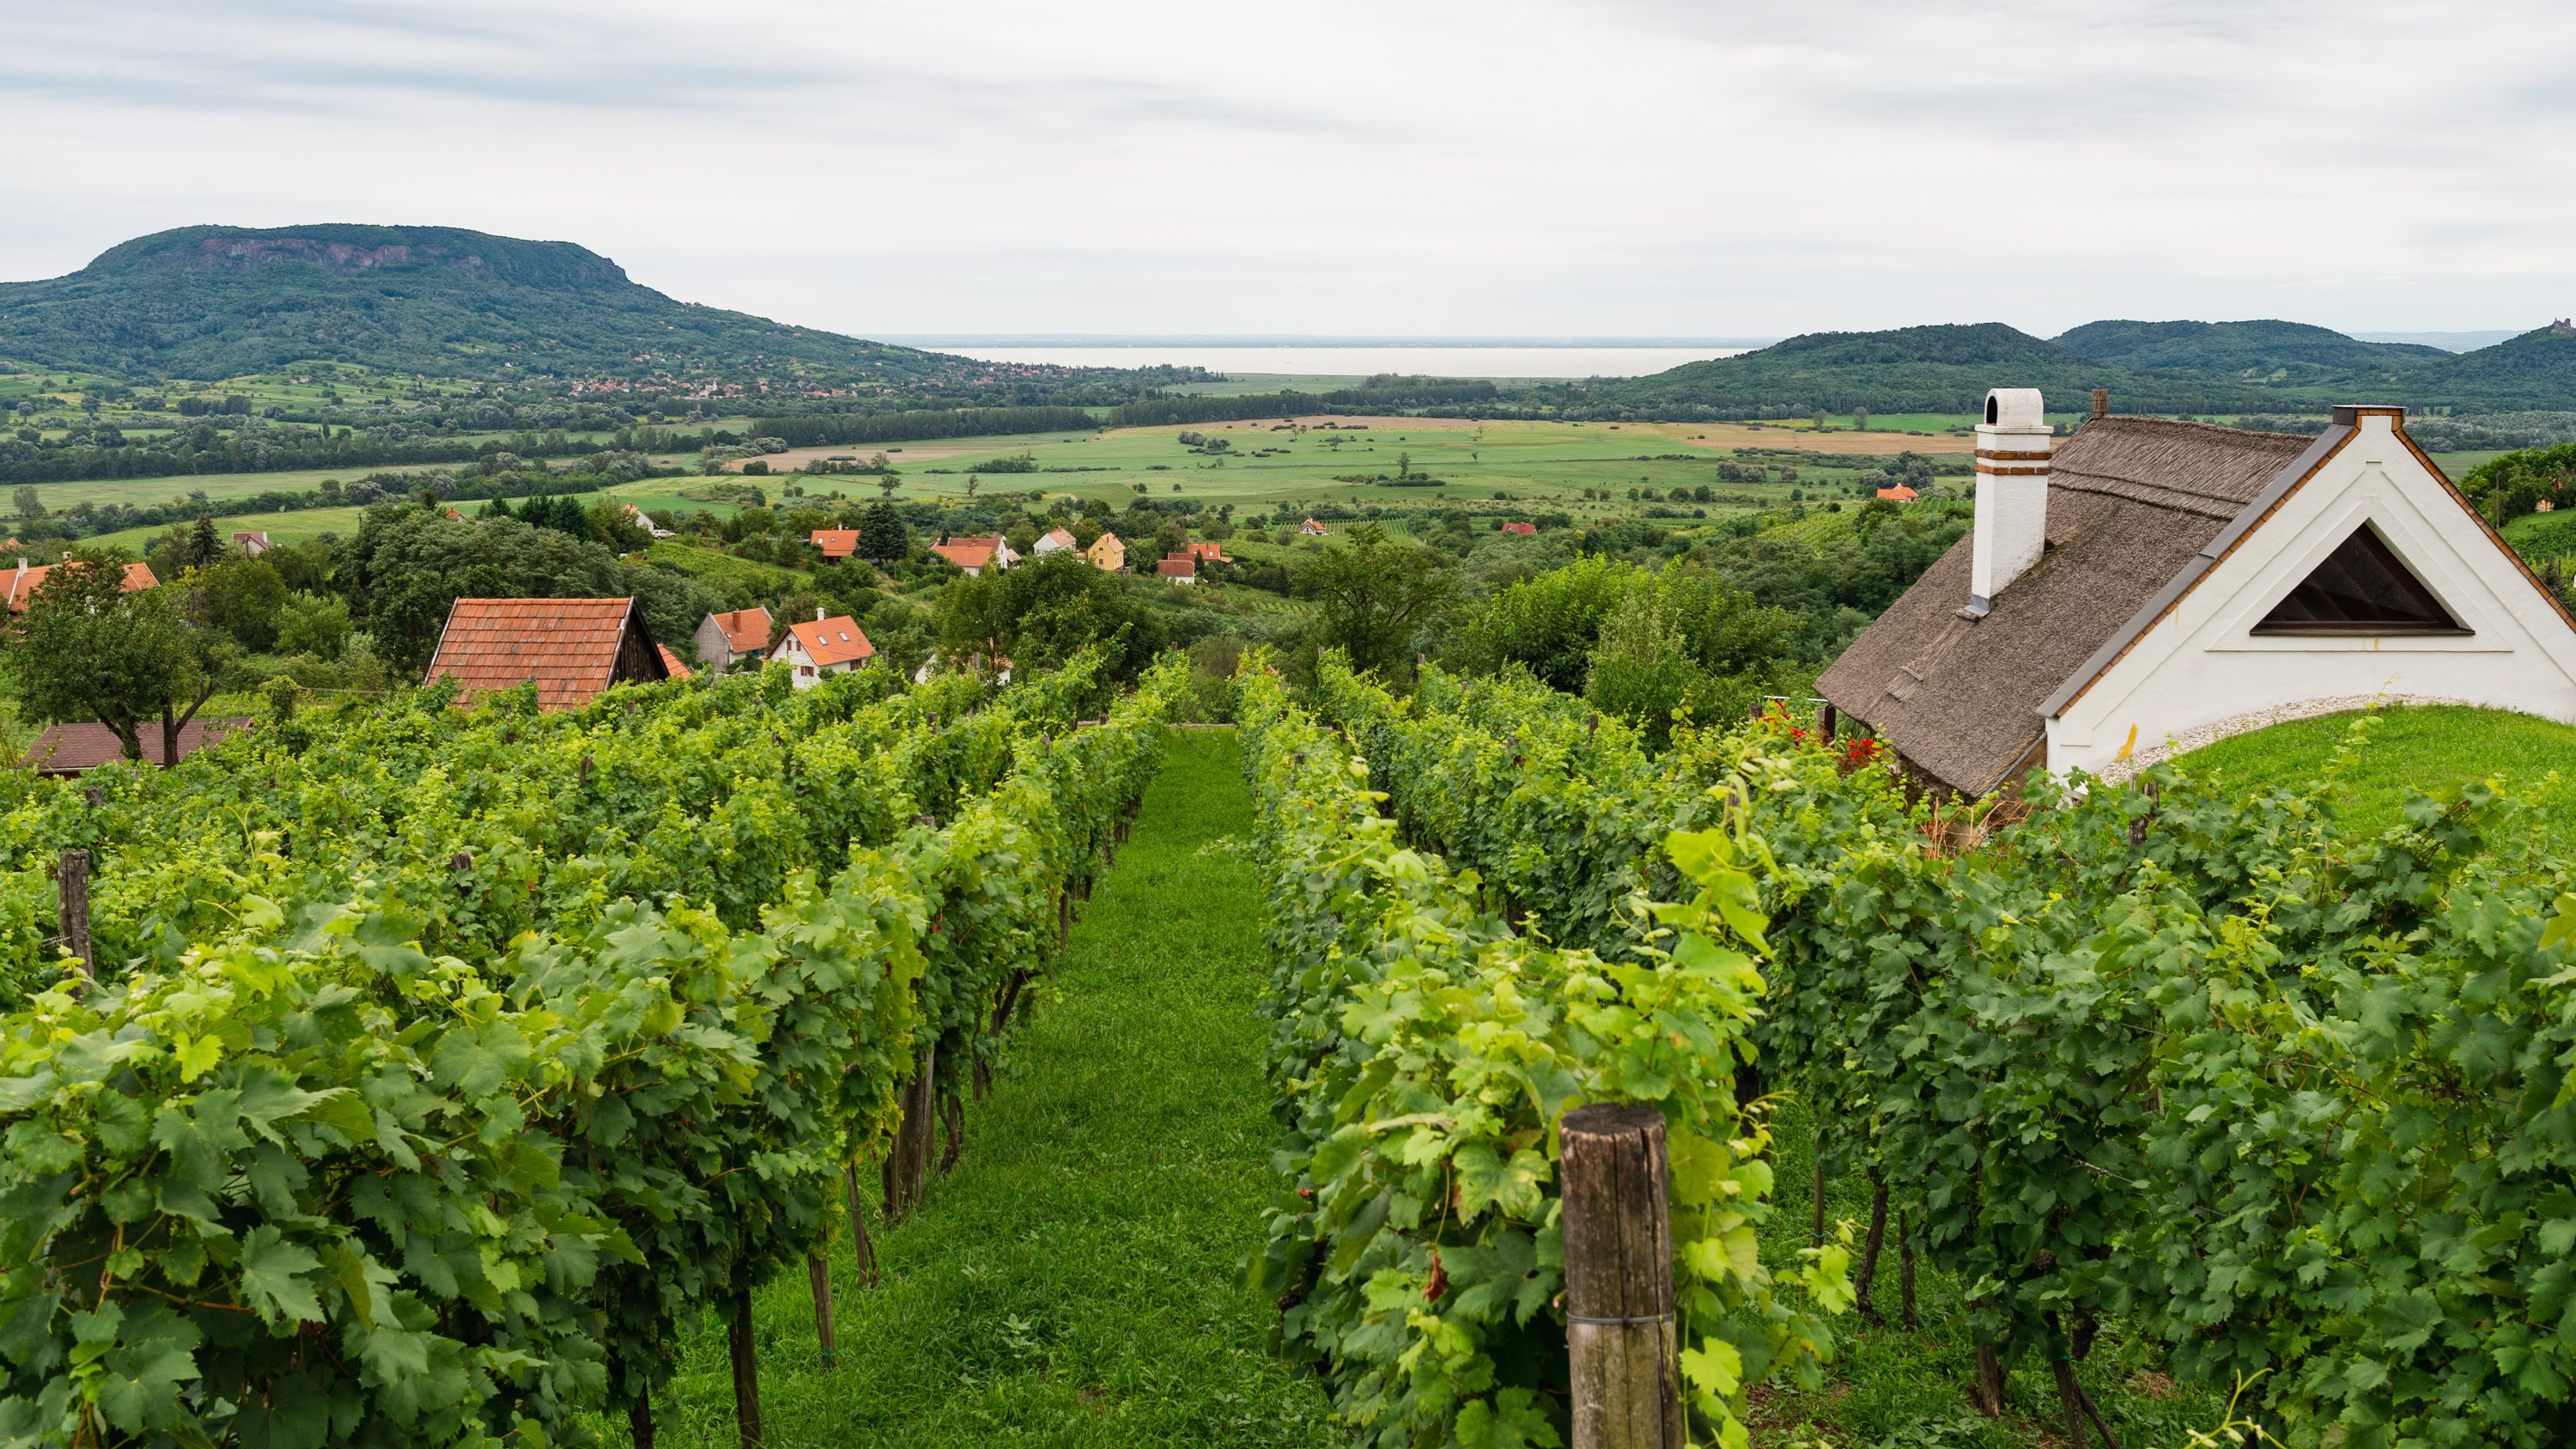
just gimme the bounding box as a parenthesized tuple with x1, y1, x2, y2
(2047, 411, 2576, 776)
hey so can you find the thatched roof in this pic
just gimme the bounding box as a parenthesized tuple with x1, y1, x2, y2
(1816, 417, 2326, 795)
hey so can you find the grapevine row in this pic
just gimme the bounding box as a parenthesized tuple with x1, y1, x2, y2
(0, 652, 1186, 1446)
(1313, 654, 2576, 1448)
(1234, 659, 1847, 1449)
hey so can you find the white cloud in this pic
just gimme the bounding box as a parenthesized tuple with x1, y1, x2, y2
(2, 0, 2569, 337)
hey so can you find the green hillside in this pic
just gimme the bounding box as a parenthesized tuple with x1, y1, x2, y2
(2053, 318, 2447, 383)
(2396, 322, 2576, 411)
(2178, 704, 2576, 856)
(1595, 319, 2576, 420)
(0, 224, 1166, 396)
(1592, 322, 2275, 416)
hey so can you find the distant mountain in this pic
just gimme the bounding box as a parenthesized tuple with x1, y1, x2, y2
(2393, 321, 2576, 411)
(2052, 320, 2446, 385)
(1595, 319, 2576, 418)
(1591, 323, 2274, 416)
(0, 224, 1158, 397)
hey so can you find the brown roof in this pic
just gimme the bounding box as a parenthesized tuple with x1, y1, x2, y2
(932, 538, 997, 570)
(1874, 486, 1917, 502)
(657, 643, 692, 679)
(1816, 417, 2320, 795)
(812, 529, 860, 558)
(782, 616, 874, 667)
(1041, 527, 1077, 548)
(5, 560, 159, 612)
(1184, 541, 1230, 561)
(424, 597, 665, 709)
(23, 718, 253, 774)
(708, 606, 771, 654)
(1500, 521, 1537, 535)
(1157, 556, 1197, 578)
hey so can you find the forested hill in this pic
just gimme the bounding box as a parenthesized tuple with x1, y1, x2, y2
(0, 224, 1179, 399)
(2052, 319, 2450, 384)
(1592, 318, 2576, 418)
(1591, 323, 2278, 417)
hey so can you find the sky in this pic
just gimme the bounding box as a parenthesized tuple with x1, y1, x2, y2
(3, 0, 2571, 339)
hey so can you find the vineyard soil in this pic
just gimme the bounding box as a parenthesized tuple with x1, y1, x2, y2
(625, 728, 1335, 1447)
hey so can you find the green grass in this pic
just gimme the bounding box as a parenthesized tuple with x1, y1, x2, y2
(2502, 508, 2576, 563)
(644, 539, 812, 591)
(2173, 703, 2576, 855)
(631, 728, 1332, 1447)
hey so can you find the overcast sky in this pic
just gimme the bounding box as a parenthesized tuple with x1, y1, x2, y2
(3, 0, 2569, 339)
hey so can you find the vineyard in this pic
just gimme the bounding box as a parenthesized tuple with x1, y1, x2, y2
(0, 649, 1187, 1445)
(6, 639, 2575, 1449)
(1246, 654, 2576, 1449)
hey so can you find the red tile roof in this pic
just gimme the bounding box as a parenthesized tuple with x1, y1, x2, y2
(4, 560, 159, 613)
(782, 616, 874, 667)
(1499, 521, 1538, 535)
(657, 644, 692, 679)
(708, 606, 771, 654)
(1299, 519, 1327, 533)
(1157, 556, 1197, 579)
(23, 718, 253, 774)
(424, 597, 660, 709)
(1875, 485, 1919, 502)
(811, 529, 860, 558)
(1184, 541, 1230, 562)
(932, 538, 997, 570)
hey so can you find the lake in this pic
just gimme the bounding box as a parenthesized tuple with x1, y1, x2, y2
(900, 341, 1759, 381)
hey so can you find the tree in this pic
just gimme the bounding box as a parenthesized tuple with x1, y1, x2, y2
(1292, 523, 1458, 678)
(964, 474, 981, 500)
(877, 474, 900, 501)
(194, 556, 289, 652)
(859, 501, 909, 563)
(187, 515, 222, 569)
(8, 552, 231, 764)
(274, 590, 353, 661)
(11, 486, 39, 521)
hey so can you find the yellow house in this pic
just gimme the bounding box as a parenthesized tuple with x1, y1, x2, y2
(1084, 532, 1127, 572)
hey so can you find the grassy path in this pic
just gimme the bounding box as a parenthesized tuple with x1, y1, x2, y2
(635, 728, 1333, 1447)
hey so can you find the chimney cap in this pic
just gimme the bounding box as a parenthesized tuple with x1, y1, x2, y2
(1981, 387, 2046, 429)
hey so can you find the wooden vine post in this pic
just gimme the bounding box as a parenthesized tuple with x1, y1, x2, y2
(56, 849, 92, 995)
(728, 1288, 763, 1447)
(1561, 1104, 1683, 1449)
(807, 1250, 836, 1369)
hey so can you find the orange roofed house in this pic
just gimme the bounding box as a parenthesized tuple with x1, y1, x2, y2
(1084, 532, 1126, 572)
(769, 610, 875, 689)
(4, 557, 160, 612)
(424, 597, 670, 709)
(1499, 521, 1537, 536)
(1157, 555, 1198, 584)
(811, 528, 860, 564)
(929, 534, 1018, 576)
(692, 606, 774, 673)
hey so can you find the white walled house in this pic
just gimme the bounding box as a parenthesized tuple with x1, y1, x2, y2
(1818, 391, 2576, 794)
(1033, 527, 1078, 557)
(768, 610, 875, 689)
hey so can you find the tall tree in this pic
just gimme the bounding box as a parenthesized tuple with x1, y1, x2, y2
(1292, 523, 1458, 678)
(8, 553, 231, 764)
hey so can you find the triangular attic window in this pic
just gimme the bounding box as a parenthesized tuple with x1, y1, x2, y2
(2252, 525, 2467, 635)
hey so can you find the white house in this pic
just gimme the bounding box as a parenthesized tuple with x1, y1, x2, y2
(1033, 527, 1078, 557)
(1818, 389, 2576, 794)
(692, 606, 772, 673)
(768, 609, 875, 689)
(621, 503, 675, 539)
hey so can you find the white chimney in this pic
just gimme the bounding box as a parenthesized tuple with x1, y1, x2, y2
(816, 607, 827, 621)
(1967, 387, 2051, 615)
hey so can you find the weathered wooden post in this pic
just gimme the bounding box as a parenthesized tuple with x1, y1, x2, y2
(728, 1288, 764, 1446)
(1561, 1104, 1683, 1449)
(807, 1250, 836, 1369)
(842, 1163, 879, 1286)
(1818, 703, 1838, 740)
(56, 849, 92, 995)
